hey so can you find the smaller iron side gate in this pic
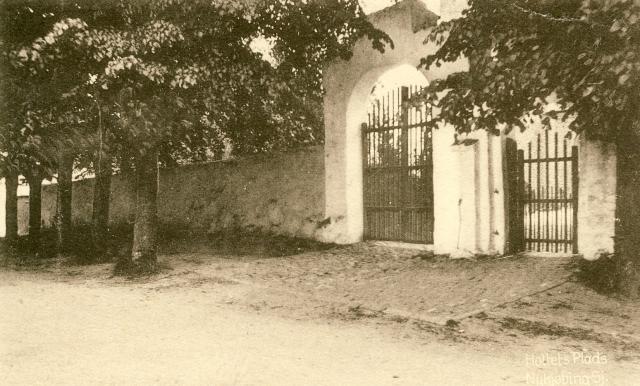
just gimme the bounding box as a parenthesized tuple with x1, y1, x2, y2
(362, 86, 434, 244)
(506, 131, 578, 254)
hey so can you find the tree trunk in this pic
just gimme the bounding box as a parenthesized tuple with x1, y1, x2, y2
(614, 134, 640, 298)
(27, 173, 43, 254)
(4, 170, 19, 246)
(92, 153, 111, 258)
(56, 152, 74, 255)
(130, 149, 159, 272)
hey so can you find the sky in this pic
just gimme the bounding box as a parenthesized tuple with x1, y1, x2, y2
(359, 0, 399, 14)
(360, 0, 443, 15)
(360, 0, 467, 19)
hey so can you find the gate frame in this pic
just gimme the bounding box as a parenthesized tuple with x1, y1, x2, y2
(506, 133, 579, 254)
(361, 85, 434, 244)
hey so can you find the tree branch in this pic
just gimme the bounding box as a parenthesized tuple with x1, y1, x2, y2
(510, 3, 607, 29)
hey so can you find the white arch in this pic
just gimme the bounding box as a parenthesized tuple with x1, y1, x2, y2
(338, 64, 431, 242)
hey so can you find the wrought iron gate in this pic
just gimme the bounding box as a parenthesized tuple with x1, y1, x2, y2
(506, 131, 578, 253)
(362, 86, 434, 244)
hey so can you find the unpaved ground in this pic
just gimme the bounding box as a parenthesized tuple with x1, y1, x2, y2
(155, 242, 640, 350)
(1, 241, 640, 385)
(1, 271, 638, 386)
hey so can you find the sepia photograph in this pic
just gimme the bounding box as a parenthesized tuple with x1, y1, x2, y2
(0, 0, 639, 384)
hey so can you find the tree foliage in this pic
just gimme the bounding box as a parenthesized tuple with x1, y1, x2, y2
(420, 0, 639, 140)
(1, 1, 121, 179)
(3, 0, 390, 169)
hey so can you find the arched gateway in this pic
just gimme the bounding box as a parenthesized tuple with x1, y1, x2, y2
(320, 0, 617, 259)
(321, 0, 494, 255)
(362, 84, 434, 244)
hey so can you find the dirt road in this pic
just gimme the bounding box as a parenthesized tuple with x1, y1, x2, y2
(1, 270, 638, 385)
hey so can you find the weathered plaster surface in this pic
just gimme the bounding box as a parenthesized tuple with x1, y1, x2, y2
(442, 130, 505, 256)
(577, 136, 617, 260)
(14, 146, 325, 239)
(0, 179, 4, 237)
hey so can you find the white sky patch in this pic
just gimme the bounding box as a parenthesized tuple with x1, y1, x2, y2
(360, 0, 442, 15)
(249, 35, 278, 66)
(368, 64, 429, 103)
(360, 0, 466, 21)
(359, 0, 397, 14)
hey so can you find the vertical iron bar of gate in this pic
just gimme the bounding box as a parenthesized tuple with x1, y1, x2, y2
(536, 134, 541, 251)
(380, 101, 384, 238)
(427, 103, 434, 242)
(517, 149, 526, 252)
(528, 142, 532, 251)
(362, 122, 369, 240)
(400, 86, 409, 239)
(545, 130, 550, 252)
(572, 145, 579, 254)
(563, 139, 568, 253)
(376, 100, 381, 238)
(553, 132, 559, 253)
(382, 96, 386, 239)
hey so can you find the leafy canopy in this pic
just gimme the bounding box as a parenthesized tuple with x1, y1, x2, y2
(1, 0, 391, 175)
(419, 0, 640, 141)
